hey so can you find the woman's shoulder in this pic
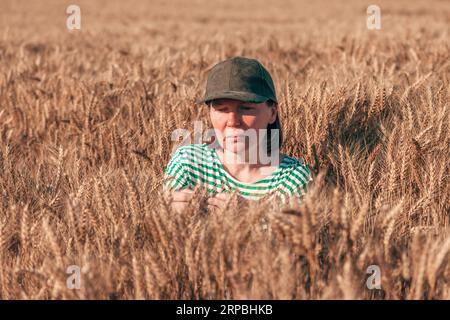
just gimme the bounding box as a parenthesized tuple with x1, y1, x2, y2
(170, 143, 214, 161)
(280, 154, 308, 167)
(279, 154, 313, 182)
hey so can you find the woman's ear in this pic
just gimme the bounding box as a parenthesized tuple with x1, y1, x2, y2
(269, 103, 278, 124)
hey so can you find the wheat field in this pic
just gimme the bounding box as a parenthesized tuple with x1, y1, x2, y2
(0, 0, 449, 299)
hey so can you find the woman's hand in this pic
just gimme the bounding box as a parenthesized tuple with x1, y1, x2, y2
(163, 189, 195, 214)
(164, 190, 249, 214)
(207, 192, 249, 212)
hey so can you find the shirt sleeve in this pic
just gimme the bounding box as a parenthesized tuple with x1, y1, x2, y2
(292, 163, 313, 199)
(162, 147, 193, 192)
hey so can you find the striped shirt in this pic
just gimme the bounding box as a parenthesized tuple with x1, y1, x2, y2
(163, 143, 313, 202)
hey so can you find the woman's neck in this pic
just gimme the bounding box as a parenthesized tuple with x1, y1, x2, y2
(216, 147, 282, 183)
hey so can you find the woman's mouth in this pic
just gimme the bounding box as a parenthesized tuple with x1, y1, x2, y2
(225, 136, 244, 141)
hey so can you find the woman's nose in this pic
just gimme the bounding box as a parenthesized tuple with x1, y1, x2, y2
(226, 111, 241, 127)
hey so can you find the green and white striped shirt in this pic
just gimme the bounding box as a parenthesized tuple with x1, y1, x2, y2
(163, 143, 312, 202)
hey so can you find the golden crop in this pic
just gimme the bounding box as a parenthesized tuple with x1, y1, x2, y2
(0, 0, 449, 299)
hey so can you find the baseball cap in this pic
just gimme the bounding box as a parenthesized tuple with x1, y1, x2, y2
(198, 56, 278, 104)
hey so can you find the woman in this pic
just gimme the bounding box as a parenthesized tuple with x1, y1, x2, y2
(163, 56, 312, 213)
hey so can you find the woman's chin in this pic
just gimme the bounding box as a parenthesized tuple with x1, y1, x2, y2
(223, 141, 247, 153)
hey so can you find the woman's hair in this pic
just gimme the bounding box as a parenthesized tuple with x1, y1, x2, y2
(266, 99, 282, 156)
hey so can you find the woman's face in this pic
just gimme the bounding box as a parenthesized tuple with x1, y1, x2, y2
(209, 98, 277, 155)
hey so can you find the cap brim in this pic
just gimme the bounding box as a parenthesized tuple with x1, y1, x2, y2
(196, 91, 270, 105)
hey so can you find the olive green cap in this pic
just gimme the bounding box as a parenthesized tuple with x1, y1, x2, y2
(198, 56, 278, 104)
